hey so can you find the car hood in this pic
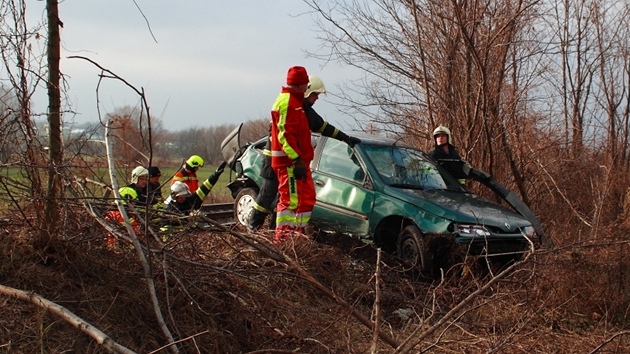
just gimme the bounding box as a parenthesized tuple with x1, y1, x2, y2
(387, 186, 532, 231)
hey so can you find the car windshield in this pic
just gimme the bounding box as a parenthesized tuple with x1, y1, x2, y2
(364, 144, 464, 191)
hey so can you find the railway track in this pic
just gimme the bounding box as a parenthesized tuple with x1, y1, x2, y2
(199, 202, 234, 222)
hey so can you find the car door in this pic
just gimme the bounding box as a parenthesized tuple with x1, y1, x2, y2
(310, 138, 375, 235)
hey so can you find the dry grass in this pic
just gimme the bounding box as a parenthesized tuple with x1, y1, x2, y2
(0, 208, 630, 353)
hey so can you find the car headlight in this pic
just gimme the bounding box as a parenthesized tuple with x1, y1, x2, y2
(457, 224, 491, 237)
(522, 226, 534, 237)
(235, 161, 243, 175)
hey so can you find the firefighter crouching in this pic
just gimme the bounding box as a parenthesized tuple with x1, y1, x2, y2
(158, 162, 227, 234)
(104, 184, 143, 252)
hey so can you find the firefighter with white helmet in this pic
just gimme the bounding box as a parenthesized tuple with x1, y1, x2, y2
(433, 125, 452, 145)
(428, 125, 467, 185)
(428, 125, 461, 161)
(123, 166, 150, 206)
(304, 75, 326, 98)
(104, 166, 148, 251)
(165, 162, 227, 214)
(131, 166, 149, 184)
(170, 181, 192, 198)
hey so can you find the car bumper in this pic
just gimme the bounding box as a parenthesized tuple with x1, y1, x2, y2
(455, 237, 530, 256)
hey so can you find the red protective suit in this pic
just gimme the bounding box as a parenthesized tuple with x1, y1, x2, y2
(104, 210, 140, 251)
(270, 85, 316, 243)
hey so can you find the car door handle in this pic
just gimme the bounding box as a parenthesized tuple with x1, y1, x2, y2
(313, 179, 325, 187)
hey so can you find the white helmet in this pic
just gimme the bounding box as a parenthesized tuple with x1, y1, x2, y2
(170, 181, 191, 198)
(432, 125, 452, 145)
(304, 75, 326, 98)
(131, 166, 149, 183)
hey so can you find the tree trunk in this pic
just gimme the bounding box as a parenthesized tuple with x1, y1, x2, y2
(39, 0, 63, 249)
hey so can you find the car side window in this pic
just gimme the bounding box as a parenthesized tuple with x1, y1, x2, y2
(318, 139, 365, 183)
(366, 145, 448, 189)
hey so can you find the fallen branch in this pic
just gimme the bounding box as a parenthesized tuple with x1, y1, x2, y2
(0, 284, 136, 354)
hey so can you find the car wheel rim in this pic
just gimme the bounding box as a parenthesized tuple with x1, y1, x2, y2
(236, 194, 255, 226)
(401, 238, 419, 266)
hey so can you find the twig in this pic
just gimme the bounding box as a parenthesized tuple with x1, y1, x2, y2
(588, 331, 630, 354)
(370, 248, 382, 354)
(148, 330, 212, 354)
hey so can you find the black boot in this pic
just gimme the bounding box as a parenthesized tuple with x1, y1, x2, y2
(269, 211, 277, 230)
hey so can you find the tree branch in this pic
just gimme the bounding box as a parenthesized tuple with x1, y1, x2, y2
(0, 284, 136, 354)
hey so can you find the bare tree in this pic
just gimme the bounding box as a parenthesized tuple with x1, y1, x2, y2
(304, 0, 543, 202)
(591, 1, 630, 168)
(0, 0, 49, 229)
(0, 87, 22, 162)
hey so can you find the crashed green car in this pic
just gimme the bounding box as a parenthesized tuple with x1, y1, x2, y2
(226, 131, 541, 274)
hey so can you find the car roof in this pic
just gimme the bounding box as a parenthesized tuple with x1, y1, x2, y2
(249, 132, 419, 150)
(345, 132, 417, 149)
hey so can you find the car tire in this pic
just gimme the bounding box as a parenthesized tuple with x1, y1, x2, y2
(234, 187, 258, 228)
(397, 225, 433, 275)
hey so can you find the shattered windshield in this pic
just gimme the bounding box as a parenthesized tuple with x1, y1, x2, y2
(364, 144, 463, 190)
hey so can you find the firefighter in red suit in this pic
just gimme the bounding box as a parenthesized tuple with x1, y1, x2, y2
(270, 66, 315, 244)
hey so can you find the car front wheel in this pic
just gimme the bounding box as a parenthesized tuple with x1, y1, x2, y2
(234, 187, 258, 228)
(397, 225, 433, 275)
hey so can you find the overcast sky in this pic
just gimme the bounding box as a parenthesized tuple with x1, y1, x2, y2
(27, 0, 362, 132)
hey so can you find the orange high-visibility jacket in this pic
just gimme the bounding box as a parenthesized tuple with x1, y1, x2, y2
(171, 166, 199, 192)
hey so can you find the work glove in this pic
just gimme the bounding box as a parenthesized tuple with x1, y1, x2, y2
(208, 161, 228, 185)
(216, 161, 227, 174)
(292, 157, 308, 180)
(344, 136, 361, 148)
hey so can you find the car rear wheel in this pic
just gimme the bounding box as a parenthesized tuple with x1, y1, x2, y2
(234, 188, 257, 228)
(397, 225, 433, 275)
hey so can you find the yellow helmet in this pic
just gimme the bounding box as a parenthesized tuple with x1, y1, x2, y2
(186, 155, 204, 168)
(304, 75, 326, 98)
(131, 166, 149, 183)
(119, 186, 138, 205)
(432, 125, 452, 144)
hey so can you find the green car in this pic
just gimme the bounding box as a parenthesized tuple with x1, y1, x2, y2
(226, 131, 540, 274)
